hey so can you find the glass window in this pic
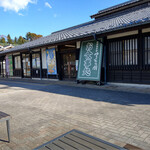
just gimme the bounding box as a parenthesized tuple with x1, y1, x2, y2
(109, 38, 138, 66)
(14, 56, 21, 69)
(32, 53, 40, 68)
(144, 36, 150, 65)
(109, 41, 122, 66)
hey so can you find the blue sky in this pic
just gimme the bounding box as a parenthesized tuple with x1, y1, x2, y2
(0, 0, 127, 39)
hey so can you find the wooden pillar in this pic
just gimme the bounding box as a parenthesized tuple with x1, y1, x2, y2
(2, 60, 4, 77)
(20, 53, 23, 78)
(46, 47, 48, 79)
(0, 62, 1, 76)
(138, 29, 143, 81)
(56, 46, 62, 80)
(138, 29, 143, 69)
(0, 59, 2, 76)
(29, 50, 32, 78)
(12, 55, 15, 77)
(40, 49, 42, 79)
(104, 36, 107, 84)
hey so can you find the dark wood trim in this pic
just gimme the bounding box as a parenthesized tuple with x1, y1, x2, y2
(103, 37, 107, 83)
(40, 49, 42, 79)
(143, 33, 150, 69)
(57, 46, 62, 80)
(20, 53, 23, 78)
(32, 51, 41, 54)
(30, 51, 32, 78)
(142, 32, 150, 36)
(138, 29, 143, 70)
(107, 30, 150, 84)
(59, 49, 77, 54)
(12, 55, 15, 75)
(106, 37, 109, 82)
(13, 69, 22, 77)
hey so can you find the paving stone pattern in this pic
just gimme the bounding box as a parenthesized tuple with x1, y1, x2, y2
(0, 80, 150, 150)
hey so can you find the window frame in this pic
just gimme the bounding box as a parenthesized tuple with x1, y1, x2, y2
(32, 52, 41, 69)
(108, 35, 139, 70)
(14, 55, 21, 69)
(143, 33, 150, 67)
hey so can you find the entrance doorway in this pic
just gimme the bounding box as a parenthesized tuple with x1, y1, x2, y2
(0, 60, 6, 77)
(32, 52, 41, 78)
(22, 54, 31, 77)
(62, 53, 76, 79)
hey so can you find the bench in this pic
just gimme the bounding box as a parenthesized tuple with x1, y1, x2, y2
(34, 130, 127, 150)
(0, 111, 11, 143)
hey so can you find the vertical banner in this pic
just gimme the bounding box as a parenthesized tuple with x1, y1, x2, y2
(77, 39, 103, 81)
(6, 55, 13, 76)
(46, 48, 57, 75)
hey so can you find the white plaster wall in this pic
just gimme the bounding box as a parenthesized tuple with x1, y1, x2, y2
(142, 28, 150, 33)
(107, 30, 138, 39)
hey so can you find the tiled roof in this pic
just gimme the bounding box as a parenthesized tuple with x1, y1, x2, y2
(91, 0, 140, 18)
(1, 5, 150, 55)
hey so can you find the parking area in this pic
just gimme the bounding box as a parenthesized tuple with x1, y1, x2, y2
(0, 79, 150, 150)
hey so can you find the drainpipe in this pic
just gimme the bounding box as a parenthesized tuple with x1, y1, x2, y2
(93, 34, 107, 85)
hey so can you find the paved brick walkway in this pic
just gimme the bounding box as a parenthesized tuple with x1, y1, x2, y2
(0, 79, 150, 150)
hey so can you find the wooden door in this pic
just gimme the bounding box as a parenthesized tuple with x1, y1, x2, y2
(62, 53, 76, 79)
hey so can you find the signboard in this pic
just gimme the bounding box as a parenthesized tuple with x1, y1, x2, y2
(6, 55, 13, 76)
(77, 39, 103, 81)
(46, 48, 57, 75)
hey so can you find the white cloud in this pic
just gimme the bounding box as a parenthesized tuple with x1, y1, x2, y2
(18, 13, 24, 16)
(0, 0, 37, 12)
(45, 2, 52, 9)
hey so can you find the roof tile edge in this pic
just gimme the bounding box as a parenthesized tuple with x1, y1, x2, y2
(90, 0, 147, 19)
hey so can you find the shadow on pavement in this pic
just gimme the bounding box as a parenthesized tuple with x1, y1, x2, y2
(0, 79, 150, 106)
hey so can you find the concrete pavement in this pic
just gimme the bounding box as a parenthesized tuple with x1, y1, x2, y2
(0, 79, 150, 149)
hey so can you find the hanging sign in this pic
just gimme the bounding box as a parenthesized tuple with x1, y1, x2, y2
(46, 48, 57, 75)
(6, 55, 13, 76)
(77, 39, 103, 81)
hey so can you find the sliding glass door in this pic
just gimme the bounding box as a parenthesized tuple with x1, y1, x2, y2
(22, 54, 31, 77)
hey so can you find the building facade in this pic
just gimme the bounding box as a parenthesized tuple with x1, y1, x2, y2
(0, 0, 150, 84)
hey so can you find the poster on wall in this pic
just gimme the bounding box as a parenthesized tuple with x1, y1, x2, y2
(46, 48, 57, 75)
(5, 55, 13, 76)
(77, 39, 103, 81)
